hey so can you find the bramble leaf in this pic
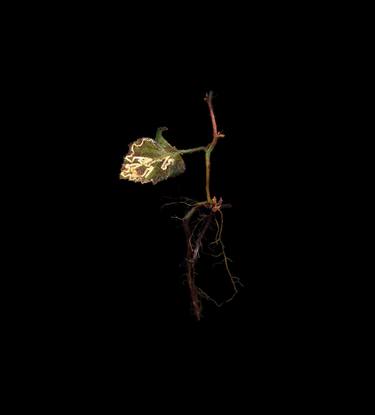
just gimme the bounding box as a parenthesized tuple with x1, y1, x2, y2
(120, 132, 185, 184)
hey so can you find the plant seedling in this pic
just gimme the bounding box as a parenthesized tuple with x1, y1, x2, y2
(120, 92, 241, 320)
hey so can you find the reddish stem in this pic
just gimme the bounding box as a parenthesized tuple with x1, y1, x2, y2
(205, 91, 224, 151)
(204, 91, 224, 203)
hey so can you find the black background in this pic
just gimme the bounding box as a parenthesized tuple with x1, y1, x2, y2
(5, 5, 364, 406)
(15, 6, 346, 362)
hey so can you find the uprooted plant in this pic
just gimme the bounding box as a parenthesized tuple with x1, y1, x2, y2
(120, 92, 241, 320)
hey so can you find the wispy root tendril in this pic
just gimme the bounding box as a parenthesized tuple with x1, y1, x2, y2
(182, 199, 240, 320)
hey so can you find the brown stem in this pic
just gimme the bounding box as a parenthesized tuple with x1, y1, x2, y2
(205, 91, 218, 142)
(204, 91, 225, 203)
(205, 91, 225, 150)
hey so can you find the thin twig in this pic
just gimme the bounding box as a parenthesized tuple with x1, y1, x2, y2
(204, 91, 225, 151)
(204, 91, 225, 203)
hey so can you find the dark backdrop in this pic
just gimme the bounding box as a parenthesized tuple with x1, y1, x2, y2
(7, 5, 356, 404)
(22, 8, 340, 358)
(56, 58, 323, 336)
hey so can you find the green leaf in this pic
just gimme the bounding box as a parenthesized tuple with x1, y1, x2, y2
(120, 135, 185, 184)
